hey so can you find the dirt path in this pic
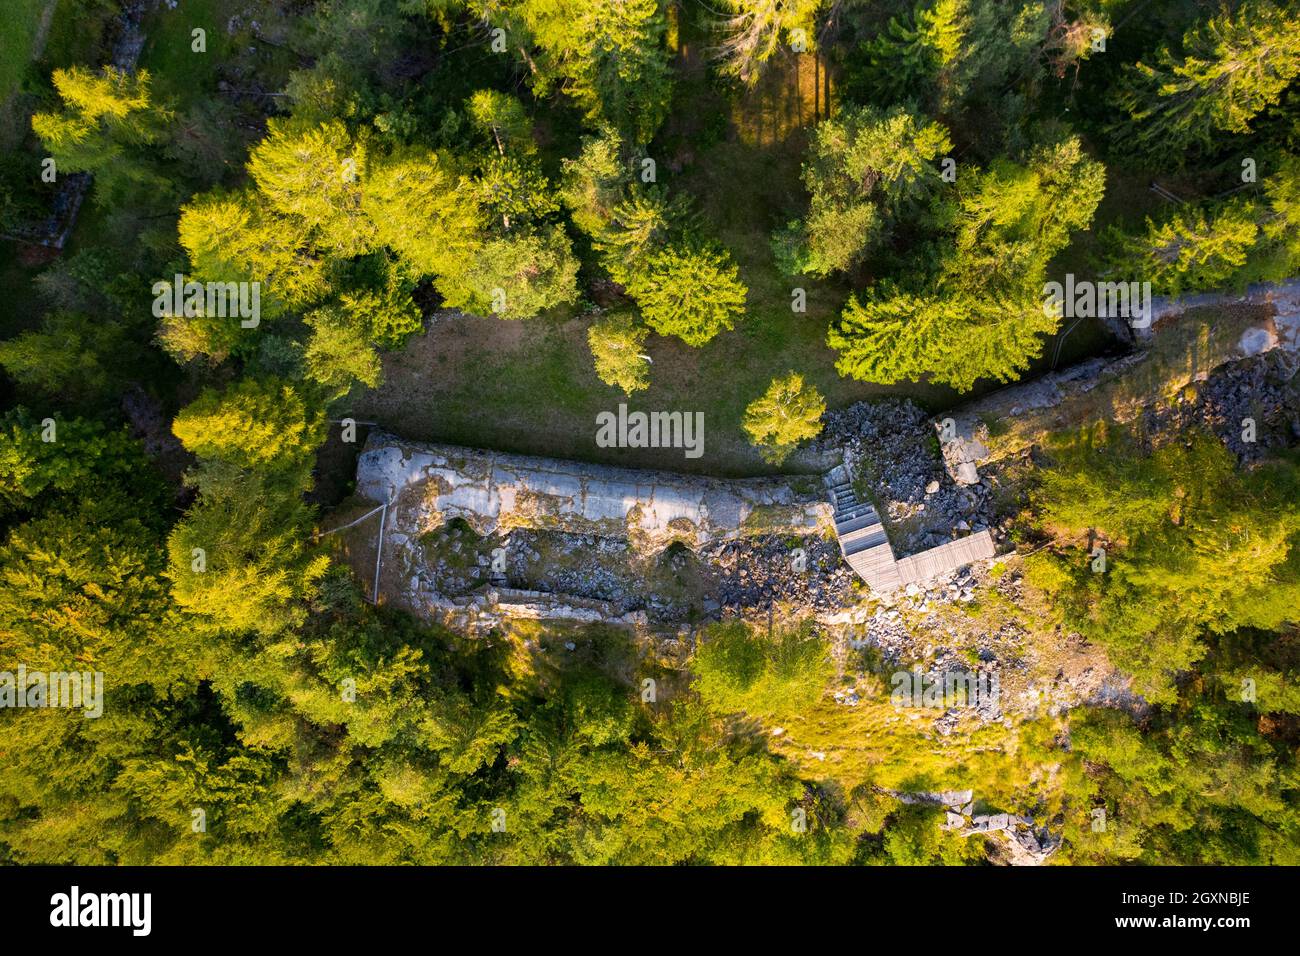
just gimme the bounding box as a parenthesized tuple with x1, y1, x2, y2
(26, 0, 59, 75)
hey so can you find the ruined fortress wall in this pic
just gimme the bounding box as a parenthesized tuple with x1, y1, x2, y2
(935, 282, 1300, 483)
(357, 432, 833, 552)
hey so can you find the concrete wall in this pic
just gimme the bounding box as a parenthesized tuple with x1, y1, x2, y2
(357, 432, 832, 553)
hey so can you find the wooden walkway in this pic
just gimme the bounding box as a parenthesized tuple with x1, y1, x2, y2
(829, 474, 995, 593)
(895, 532, 996, 585)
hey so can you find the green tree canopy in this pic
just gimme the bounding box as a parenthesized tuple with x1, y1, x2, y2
(716, 0, 822, 86)
(1112, 0, 1300, 161)
(1026, 427, 1300, 703)
(742, 372, 826, 464)
(625, 240, 747, 346)
(829, 138, 1105, 391)
(780, 105, 952, 277)
(587, 311, 651, 394)
(172, 378, 325, 479)
(31, 66, 172, 203)
(436, 225, 580, 320)
(491, 0, 673, 142)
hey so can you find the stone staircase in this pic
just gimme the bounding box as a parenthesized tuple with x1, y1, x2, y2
(829, 474, 902, 592)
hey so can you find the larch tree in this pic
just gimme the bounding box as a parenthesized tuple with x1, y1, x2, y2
(1099, 202, 1260, 297)
(485, 0, 673, 143)
(847, 0, 1065, 115)
(177, 188, 330, 328)
(338, 258, 425, 348)
(166, 461, 329, 637)
(171, 378, 325, 479)
(0, 409, 147, 515)
(777, 105, 952, 277)
(594, 189, 691, 285)
(436, 224, 580, 319)
(1097, 153, 1300, 295)
(31, 66, 172, 203)
(560, 126, 630, 237)
(559, 125, 695, 287)
(1025, 428, 1300, 704)
(742, 372, 826, 464)
(587, 311, 651, 394)
(715, 0, 822, 87)
(303, 303, 384, 394)
(362, 148, 484, 283)
(828, 137, 1105, 391)
(247, 119, 376, 257)
(1112, 0, 1300, 160)
(0, 311, 124, 406)
(862, 0, 969, 108)
(625, 240, 747, 346)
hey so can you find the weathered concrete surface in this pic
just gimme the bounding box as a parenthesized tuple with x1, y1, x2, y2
(1144, 277, 1300, 339)
(414, 587, 649, 633)
(933, 317, 1297, 485)
(357, 432, 831, 553)
(929, 278, 1300, 486)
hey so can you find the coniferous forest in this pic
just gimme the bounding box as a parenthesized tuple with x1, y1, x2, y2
(1, 0, 1298, 879)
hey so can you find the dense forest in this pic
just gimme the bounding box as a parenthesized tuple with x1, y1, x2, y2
(0, 0, 1297, 865)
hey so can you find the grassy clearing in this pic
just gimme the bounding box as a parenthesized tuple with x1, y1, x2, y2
(0, 0, 118, 149)
(352, 41, 960, 477)
(38, 0, 114, 71)
(752, 555, 1116, 823)
(767, 690, 1064, 811)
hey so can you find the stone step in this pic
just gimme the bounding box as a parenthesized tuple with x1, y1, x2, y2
(834, 511, 879, 534)
(837, 509, 878, 530)
(838, 523, 874, 541)
(841, 525, 889, 554)
(836, 511, 877, 528)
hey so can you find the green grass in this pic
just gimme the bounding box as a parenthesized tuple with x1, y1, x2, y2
(38, 0, 112, 73)
(0, 0, 50, 103)
(138, 0, 236, 105)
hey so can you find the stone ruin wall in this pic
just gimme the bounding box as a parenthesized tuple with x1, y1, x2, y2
(934, 278, 1300, 486)
(356, 434, 834, 556)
